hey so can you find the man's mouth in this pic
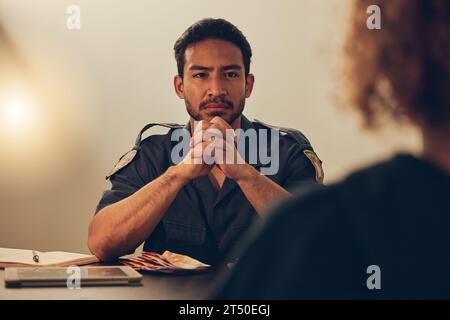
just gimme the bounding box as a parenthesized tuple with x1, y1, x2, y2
(205, 103, 230, 110)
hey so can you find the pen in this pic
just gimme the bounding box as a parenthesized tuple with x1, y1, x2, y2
(32, 250, 40, 263)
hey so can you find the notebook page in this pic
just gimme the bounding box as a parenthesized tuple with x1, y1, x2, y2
(38, 251, 93, 265)
(0, 248, 96, 266)
(0, 248, 41, 265)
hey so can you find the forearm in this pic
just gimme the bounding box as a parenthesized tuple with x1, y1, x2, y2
(235, 164, 291, 214)
(88, 166, 189, 261)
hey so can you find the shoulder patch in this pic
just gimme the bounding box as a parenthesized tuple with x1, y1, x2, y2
(106, 148, 138, 179)
(105, 122, 184, 180)
(303, 150, 324, 184)
(254, 119, 324, 184)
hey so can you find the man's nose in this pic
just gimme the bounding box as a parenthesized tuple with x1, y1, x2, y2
(207, 77, 227, 96)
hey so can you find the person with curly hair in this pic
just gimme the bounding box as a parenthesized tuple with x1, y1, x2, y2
(214, 0, 450, 299)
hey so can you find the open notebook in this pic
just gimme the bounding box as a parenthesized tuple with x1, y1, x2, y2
(0, 248, 99, 269)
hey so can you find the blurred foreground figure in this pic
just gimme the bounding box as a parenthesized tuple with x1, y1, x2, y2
(215, 0, 450, 299)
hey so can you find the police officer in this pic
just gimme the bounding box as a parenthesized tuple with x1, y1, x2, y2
(88, 18, 323, 265)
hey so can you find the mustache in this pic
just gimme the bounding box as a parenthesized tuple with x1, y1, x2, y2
(199, 97, 233, 110)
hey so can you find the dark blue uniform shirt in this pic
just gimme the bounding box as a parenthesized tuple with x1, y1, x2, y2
(95, 115, 322, 264)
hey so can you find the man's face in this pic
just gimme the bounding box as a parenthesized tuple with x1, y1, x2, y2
(174, 38, 254, 125)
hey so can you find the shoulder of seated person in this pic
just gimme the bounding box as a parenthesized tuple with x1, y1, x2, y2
(252, 119, 313, 149)
(106, 122, 184, 179)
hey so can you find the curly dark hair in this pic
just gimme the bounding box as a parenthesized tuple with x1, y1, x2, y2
(174, 18, 252, 78)
(345, 0, 450, 129)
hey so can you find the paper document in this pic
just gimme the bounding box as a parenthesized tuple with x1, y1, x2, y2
(0, 248, 98, 268)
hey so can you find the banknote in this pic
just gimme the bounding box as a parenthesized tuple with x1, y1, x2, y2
(120, 251, 210, 274)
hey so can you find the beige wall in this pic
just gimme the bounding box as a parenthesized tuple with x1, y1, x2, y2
(0, 0, 421, 254)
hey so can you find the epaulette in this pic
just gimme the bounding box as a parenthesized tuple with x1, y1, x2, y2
(106, 123, 184, 180)
(254, 119, 312, 150)
(254, 119, 324, 184)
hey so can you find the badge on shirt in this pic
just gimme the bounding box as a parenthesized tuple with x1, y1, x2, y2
(303, 150, 324, 184)
(106, 148, 138, 179)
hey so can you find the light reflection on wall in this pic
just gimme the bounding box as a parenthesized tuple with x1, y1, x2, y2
(0, 19, 102, 253)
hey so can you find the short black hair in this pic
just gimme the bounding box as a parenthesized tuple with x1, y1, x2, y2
(174, 18, 252, 78)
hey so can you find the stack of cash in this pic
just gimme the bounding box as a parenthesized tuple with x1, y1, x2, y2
(120, 251, 210, 274)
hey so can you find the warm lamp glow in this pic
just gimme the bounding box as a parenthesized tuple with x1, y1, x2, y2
(0, 90, 37, 132)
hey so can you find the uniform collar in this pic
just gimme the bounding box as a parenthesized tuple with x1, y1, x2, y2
(181, 114, 254, 131)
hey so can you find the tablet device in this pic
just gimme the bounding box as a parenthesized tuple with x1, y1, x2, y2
(4, 266, 143, 287)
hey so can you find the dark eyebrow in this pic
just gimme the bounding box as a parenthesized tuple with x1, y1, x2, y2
(222, 65, 242, 71)
(189, 65, 212, 71)
(188, 65, 243, 72)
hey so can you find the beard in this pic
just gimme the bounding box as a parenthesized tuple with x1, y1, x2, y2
(185, 96, 245, 125)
